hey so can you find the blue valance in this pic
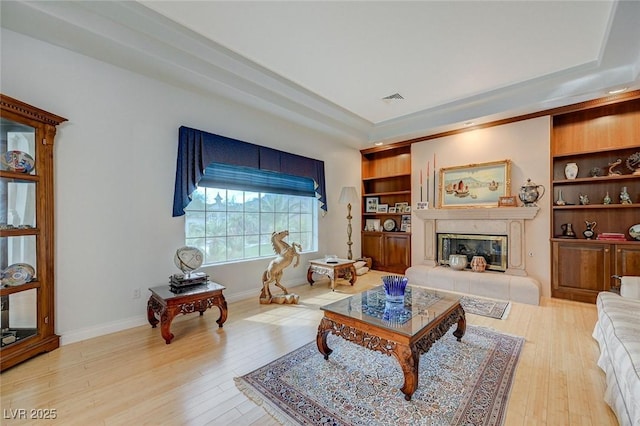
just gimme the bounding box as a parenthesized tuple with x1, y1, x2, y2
(172, 126, 327, 216)
(200, 162, 316, 197)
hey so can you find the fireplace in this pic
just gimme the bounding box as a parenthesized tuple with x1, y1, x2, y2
(413, 207, 540, 276)
(437, 233, 507, 272)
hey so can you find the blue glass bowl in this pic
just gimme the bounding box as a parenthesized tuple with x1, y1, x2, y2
(382, 275, 408, 303)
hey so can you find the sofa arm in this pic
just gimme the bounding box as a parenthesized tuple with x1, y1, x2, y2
(620, 276, 640, 300)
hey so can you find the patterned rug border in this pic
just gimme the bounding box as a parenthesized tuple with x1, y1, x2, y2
(235, 325, 524, 426)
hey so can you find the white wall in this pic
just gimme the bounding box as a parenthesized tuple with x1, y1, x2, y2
(411, 117, 552, 297)
(1, 29, 362, 344)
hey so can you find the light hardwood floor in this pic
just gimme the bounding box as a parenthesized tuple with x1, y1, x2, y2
(1, 270, 617, 425)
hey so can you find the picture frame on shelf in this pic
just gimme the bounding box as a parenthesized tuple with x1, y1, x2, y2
(388, 207, 397, 213)
(377, 204, 388, 213)
(400, 223, 411, 232)
(365, 218, 380, 232)
(365, 196, 379, 213)
(395, 202, 408, 211)
(403, 206, 411, 213)
(498, 196, 517, 207)
(439, 159, 511, 208)
(401, 214, 411, 225)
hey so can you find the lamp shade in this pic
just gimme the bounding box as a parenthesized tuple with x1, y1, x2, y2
(339, 186, 358, 204)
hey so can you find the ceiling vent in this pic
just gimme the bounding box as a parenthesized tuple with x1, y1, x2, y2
(381, 93, 404, 104)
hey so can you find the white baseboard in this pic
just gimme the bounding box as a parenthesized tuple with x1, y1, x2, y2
(60, 315, 148, 346)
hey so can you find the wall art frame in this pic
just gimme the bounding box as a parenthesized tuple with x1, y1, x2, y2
(439, 159, 511, 208)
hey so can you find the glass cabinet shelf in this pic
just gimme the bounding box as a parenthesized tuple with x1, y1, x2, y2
(1, 288, 38, 348)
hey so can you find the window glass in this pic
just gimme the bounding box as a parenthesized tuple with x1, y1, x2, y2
(185, 187, 317, 265)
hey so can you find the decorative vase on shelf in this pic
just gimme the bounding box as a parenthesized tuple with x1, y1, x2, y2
(583, 221, 597, 240)
(470, 256, 487, 272)
(556, 189, 566, 206)
(564, 162, 578, 180)
(518, 178, 545, 207)
(449, 254, 468, 271)
(603, 192, 611, 205)
(620, 187, 632, 204)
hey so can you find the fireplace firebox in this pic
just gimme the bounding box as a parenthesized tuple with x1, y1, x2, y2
(437, 233, 508, 272)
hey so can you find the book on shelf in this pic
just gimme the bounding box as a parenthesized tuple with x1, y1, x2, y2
(596, 233, 627, 241)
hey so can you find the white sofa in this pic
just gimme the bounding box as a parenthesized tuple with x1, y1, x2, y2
(593, 278, 640, 426)
(405, 265, 540, 305)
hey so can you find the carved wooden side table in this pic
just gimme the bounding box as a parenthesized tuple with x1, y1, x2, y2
(147, 281, 227, 344)
(307, 258, 357, 291)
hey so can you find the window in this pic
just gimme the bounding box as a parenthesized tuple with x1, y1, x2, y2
(184, 187, 317, 265)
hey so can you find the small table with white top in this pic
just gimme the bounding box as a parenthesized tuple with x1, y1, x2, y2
(307, 258, 357, 291)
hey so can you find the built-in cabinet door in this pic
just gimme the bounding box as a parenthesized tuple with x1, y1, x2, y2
(383, 234, 411, 274)
(362, 232, 384, 270)
(614, 244, 640, 279)
(552, 241, 611, 303)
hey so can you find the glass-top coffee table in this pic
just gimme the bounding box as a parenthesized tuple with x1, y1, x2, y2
(316, 285, 466, 401)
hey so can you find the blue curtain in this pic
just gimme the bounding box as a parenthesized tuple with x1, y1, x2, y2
(172, 126, 327, 216)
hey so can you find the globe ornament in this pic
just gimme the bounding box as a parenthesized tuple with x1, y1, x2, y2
(174, 246, 203, 277)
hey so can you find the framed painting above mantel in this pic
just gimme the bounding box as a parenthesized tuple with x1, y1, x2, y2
(439, 159, 511, 208)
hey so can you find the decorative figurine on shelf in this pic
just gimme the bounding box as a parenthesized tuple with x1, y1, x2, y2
(583, 221, 597, 240)
(603, 192, 612, 205)
(555, 189, 566, 206)
(608, 159, 623, 176)
(589, 167, 602, 177)
(260, 230, 301, 304)
(579, 194, 590, 205)
(561, 223, 576, 238)
(620, 186, 632, 204)
(626, 152, 640, 175)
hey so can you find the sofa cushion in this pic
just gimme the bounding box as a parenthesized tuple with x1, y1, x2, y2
(593, 291, 640, 426)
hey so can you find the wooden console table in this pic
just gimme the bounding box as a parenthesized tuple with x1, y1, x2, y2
(147, 281, 227, 344)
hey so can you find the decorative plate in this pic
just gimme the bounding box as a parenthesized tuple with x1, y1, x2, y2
(1, 263, 36, 286)
(383, 218, 396, 232)
(1, 150, 35, 173)
(630, 224, 640, 241)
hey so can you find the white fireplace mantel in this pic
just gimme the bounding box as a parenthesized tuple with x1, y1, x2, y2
(414, 207, 540, 276)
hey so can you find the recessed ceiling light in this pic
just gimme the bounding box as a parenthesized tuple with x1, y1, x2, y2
(608, 87, 628, 94)
(374, 142, 384, 146)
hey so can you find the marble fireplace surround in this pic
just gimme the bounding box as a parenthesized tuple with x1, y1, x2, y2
(414, 207, 540, 276)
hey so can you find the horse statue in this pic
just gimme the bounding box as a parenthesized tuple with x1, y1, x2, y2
(260, 230, 302, 304)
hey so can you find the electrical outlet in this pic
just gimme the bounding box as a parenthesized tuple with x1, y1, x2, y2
(133, 288, 141, 299)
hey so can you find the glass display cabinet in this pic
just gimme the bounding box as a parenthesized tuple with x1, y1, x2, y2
(1, 94, 66, 371)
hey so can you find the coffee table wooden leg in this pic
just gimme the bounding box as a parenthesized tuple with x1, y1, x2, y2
(453, 311, 467, 341)
(393, 344, 419, 401)
(307, 267, 315, 285)
(316, 318, 333, 360)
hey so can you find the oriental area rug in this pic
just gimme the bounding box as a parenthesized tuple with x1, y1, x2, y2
(460, 296, 510, 320)
(235, 325, 524, 426)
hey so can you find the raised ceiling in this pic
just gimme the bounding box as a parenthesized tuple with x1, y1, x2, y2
(2, 1, 639, 148)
